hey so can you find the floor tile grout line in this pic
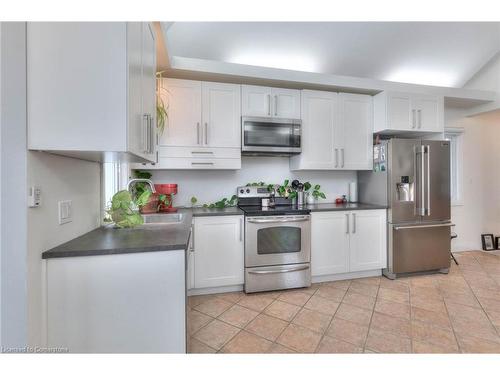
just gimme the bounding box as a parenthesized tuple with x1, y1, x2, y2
(361, 279, 380, 352)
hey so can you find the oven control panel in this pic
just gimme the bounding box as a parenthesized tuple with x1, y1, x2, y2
(237, 186, 271, 198)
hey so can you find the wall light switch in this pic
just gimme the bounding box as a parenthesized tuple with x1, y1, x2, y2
(28, 186, 41, 207)
(58, 200, 72, 225)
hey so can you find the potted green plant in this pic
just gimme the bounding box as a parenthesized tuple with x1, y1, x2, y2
(304, 182, 326, 204)
(104, 190, 151, 228)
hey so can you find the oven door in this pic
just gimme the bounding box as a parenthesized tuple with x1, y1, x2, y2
(245, 215, 311, 268)
(241, 117, 301, 154)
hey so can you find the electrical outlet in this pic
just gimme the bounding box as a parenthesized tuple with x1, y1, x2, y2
(58, 200, 72, 225)
(28, 186, 42, 207)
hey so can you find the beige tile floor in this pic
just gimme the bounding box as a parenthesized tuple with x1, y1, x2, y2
(187, 250, 500, 353)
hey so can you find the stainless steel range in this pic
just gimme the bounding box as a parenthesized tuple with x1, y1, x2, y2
(237, 186, 311, 293)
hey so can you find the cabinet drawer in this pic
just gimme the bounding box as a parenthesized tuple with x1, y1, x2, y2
(159, 146, 240, 159)
(153, 157, 241, 170)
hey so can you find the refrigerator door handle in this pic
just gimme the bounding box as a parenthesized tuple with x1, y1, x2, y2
(394, 223, 454, 230)
(425, 145, 431, 216)
(415, 145, 425, 216)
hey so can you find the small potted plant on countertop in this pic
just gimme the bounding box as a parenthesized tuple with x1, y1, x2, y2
(104, 190, 151, 228)
(304, 182, 326, 204)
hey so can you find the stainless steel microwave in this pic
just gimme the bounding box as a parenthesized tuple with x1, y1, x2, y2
(241, 116, 302, 155)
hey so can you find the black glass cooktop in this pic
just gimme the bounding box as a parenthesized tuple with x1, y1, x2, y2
(238, 205, 310, 216)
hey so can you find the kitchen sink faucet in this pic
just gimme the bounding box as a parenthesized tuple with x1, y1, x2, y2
(127, 179, 156, 194)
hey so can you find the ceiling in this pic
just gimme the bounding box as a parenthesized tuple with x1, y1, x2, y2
(163, 22, 500, 88)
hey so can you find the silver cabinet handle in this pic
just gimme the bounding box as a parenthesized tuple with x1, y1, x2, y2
(189, 224, 195, 253)
(345, 213, 350, 234)
(334, 149, 339, 168)
(247, 216, 310, 224)
(196, 122, 200, 145)
(352, 213, 356, 234)
(239, 217, 243, 242)
(274, 95, 278, 116)
(248, 265, 310, 275)
(412, 109, 416, 129)
(191, 162, 214, 166)
(418, 109, 422, 129)
(204, 122, 208, 145)
(191, 151, 214, 155)
(149, 114, 155, 154)
(341, 148, 345, 168)
(143, 114, 149, 153)
(394, 223, 454, 230)
(267, 94, 271, 116)
(425, 145, 431, 216)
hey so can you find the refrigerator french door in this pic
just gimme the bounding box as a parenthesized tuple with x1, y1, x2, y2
(359, 139, 452, 279)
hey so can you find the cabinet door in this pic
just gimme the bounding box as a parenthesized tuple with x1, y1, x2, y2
(349, 210, 387, 272)
(159, 79, 202, 147)
(194, 216, 244, 288)
(290, 90, 337, 170)
(412, 95, 443, 132)
(127, 22, 146, 159)
(241, 85, 272, 117)
(387, 92, 413, 131)
(141, 23, 157, 161)
(338, 93, 373, 170)
(271, 88, 301, 119)
(311, 212, 350, 276)
(202, 82, 241, 148)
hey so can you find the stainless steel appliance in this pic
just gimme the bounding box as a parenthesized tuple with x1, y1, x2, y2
(237, 186, 311, 293)
(241, 116, 301, 155)
(358, 139, 452, 279)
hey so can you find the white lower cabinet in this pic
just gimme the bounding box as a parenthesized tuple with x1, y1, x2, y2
(311, 210, 387, 277)
(192, 215, 244, 289)
(46, 251, 186, 353)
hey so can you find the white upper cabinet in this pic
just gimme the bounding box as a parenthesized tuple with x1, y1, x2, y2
(159, 79, 202, 147)
(242, 85, 300, 119)
(374, 91, 443, 133)
(201, 82, 241, 148)
(272, 88, 301, 118)
(290, 90, 338, 170)
(338, 93, 373, 170)
(290, 90, 373, 171)
(27, 22, 156, 163)
(139, 78, 241, 170)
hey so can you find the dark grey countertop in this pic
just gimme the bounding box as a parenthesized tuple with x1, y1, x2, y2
(191, 206, 243, 217)
(42, 203, 385, 260)
(306, 202, 387, 211)
(42, 210, 193, 259)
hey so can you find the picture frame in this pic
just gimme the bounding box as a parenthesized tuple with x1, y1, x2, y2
(481, 234, 495, 251)
(496, 236, 500, 250)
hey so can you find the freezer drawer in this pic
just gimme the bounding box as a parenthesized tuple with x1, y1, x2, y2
(388, 223, 451, 276)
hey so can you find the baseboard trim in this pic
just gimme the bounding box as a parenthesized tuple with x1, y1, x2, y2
(312, 269, 382, 283)
(187, 284, 243, 296)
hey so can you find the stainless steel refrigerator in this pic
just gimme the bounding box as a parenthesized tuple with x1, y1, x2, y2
(358, 139, 452, 279)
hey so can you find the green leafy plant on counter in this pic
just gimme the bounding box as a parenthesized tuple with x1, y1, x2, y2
(156, 71, 169, 136)
(304, 182, 326, 200)
(104, 190, 151, 228)
(268, 179, 298, 200)
(203, 195, 238, 209)
(132, 170, 153, 200)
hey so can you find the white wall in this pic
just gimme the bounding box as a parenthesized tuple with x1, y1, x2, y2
(147, 157, 357, 206)
(446, 107, 500, 251)
(0, 22, 28, 349)
(27, 152, 101, 347)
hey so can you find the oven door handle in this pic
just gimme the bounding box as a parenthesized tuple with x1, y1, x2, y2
(247, 216, 310, 224)
(248, 265, 310, 275)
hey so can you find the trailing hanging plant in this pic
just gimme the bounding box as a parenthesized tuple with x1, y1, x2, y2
(203, 195, 238, 209)
(156, 71, 169, 136)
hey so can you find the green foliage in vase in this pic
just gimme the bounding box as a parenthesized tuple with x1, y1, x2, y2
(104, 190, 151, 228)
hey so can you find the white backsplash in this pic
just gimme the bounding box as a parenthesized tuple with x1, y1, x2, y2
(149, 156, 357, 207)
